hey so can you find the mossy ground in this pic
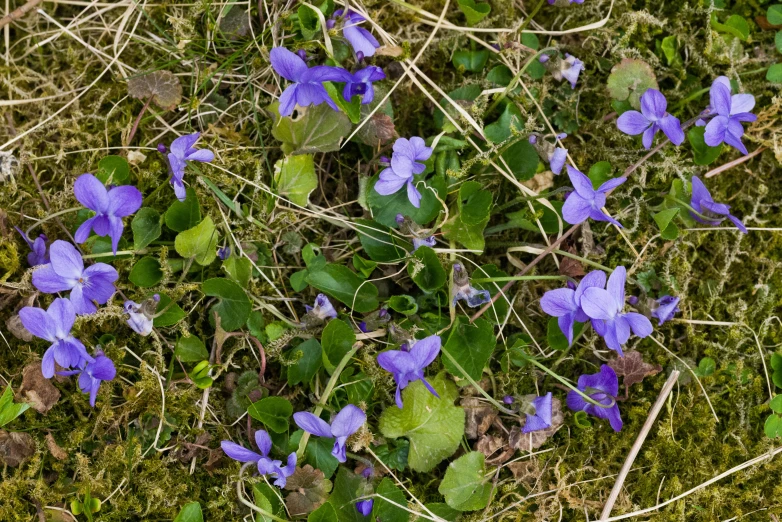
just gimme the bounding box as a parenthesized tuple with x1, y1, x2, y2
(0, 0, 781, 520)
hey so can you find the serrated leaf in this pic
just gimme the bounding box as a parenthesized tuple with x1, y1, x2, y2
(438, 452, 492, 511)
(222, 256, 252, 287)
(379, 372, 465, 472)
(203, 277, 251, 332)
(248, 396, 293, 433)
(609, 351, 662, 398)
(270, 102, 352, 155)
(442, 317, 495, 381)
(175, 216, 219, 266)
(132, 207, 161, 250)
(274, 154, 317, 207)
(284, 464, 332, 517)
(127, 70, 183, 110)
(326, 467, 364, 521)
(606, 59, 658, 110)
(308, 503, 338, 522)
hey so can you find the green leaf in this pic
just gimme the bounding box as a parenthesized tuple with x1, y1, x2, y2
(0, 386, 29, 427)
(203, 277, 251, 332)
(165, 188, 201, 232)
(434, 84, 481, 130)
(307, 434, 340, 478)
(502, 139, 539, 181)
(308, 503, 338, 522)
(321, 319, 356, 374)
(274, 154, 317, 207)
(306, 264, 379, 312)
(175, 216, 219, 266)
(653, 208, 680, 234)
(485, 103, 523, 144)
(660, 35, 679, 66)
(173, 502, 204, 522)
(379, 373, 465, 472)
(325, 82, 361, 124)
(588, 161, 614, 188)
(96, 155, 130, 185)
(438, 451, 492, 511)
(776, 31, 782, 53)
(387, 295, 418, 315)
(767, 63, 782, 84)
(356, 219, 407, 262)
(287, 339, 323, 385)
(298, 4, 320, 39)
(546, 316, 584, 350)
(367, 173, 447, 228)
(372, 477, 409, 522)
(222, 256, 252, 288)
(456, 0, 491, 25)
(269, 101, 352, 155)
(687, 126, 723, 165)
(442, 181, 492, 251)
(291, 270, 310, 292)
(711, 14, 749, 41)
(695, 357, 716, 377)
(248, 396, 293, 433)
(153, 292, 186, 327)
(425, 503, 461, 521)
(765, 414, 782, 438)
(253, 482, 285, 522)
(771, 395, 782, 414)
(327, 467, 364, 520)
(574, 410, 592, 428)
(129, 256, 163, 287)
(352, 254, 377, 278)
(131, 207, 161, 250)
(453, 49, 489, 72)
(486, 65, 512, 86)
(606, 59, 658, 109)
(174, 336, 208, 363)
(769, 5, 782, 25)
(443, 317, 495, 380)
(409, 246, 446, 292)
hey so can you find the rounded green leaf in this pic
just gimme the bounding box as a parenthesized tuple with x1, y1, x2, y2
(409, 246, 446, 292)
(129, 256, 163, 287)
(153, 292, 186, 327)
(175, 216, 219, 266)
(96, 155, 130, 185)
(287, 339, 323, 385)
(132, 207, 161, 250)
(274, 154, 317, 207)
(321, 319, 356, 374)
(438, 451, 492, 511)
(174, 336, 208, 363)
(248, 396, 293, 433)
(767, 63, 782, 84)
(305, 264, 379, 312)
(165, 187, 201, 232)
(388, 295, 418, 315)
(442, 317, 495, 381)
(769, 5, 782, 25)
(202, 277, 251, 332)
(173, 502, 204, 522)
(606, 59, 658, 109)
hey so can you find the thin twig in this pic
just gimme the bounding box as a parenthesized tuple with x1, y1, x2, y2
(599, 370, 680, 520)
(0, 0, 41, 29)
(705, 147, 766, 178)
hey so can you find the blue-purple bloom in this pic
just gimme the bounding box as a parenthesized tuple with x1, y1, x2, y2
(689, 176, 747, 233)
(529, 133, 568, 175)
(651, 295, 680, 326)
(412, 236, 436, 251)
(355, 500, 374, 516)
(579, 266, 653, 356)
(503, 395, 515, 405)
(166, 132, 215, 202)
(32, 240, 118, 315)
(567, 365, 622, 432)
(616, 89, 684, 149)
(19, 297, 93, 378)
(270, 47, 352, 117)
(550, 54, 583, 89)
(58, 349, 116, 407)
(124, 295, 159, 336)
(374, 137, 432, 208)
(377, 335, 441, 409)
(15, 226, 49, 266)
(334, 10, 380, 58)
(217, 246, 231, 260)
(452, 263, 491, 308)
(562, 166, 626, 227)
(73, 173, 142, 254)
(343, 66, 385, 105)
(294, 404, 366, 463)
(305, 294, 338, 321)
(540, 270, 606, 345)
(522, 392, 553, 433)
(221, 429, 297, 487)
(701, 76, 756, 155)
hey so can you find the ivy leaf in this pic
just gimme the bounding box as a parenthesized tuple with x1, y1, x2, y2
(284, 464, 333, 517)
(372, 477, 409, 522)
(606, 59, 658, 110)
(248, 396, 293, 433)
(608, 351, 662, 399)
(409, 246, 446, 292)
(269, 102, 352, 155)
(127, 70, 183, 110)
(202, 278, 251, 332)
(274, 154, 318, 207)
(379, 372, 465, 472)
(438, 452, 492, 511)
(306, 264, 379, 312)
(132, 207, 161, 250)
(442, 317, 495, 381)
(175, 216, 219, 266)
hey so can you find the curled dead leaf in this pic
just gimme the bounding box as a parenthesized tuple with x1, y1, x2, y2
(461, 397, 497, 439)
(509, 397, 564, 452)
(6, 314, 32, 341)
(475, 434, 515, 465)
(284, 464, 333, 516)
(45, 433, 67, 461)
(19, 362, 60, 414)
(0, 430, 35, 467)
(127, 70, 182, 110)
(608, 350, 662, 399)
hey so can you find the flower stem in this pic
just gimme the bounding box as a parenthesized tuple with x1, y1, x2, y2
(472, 275, 570, 283)
(25, 207, 82, 236)
(518, 0, 546, 32)
(521, 354, 606, 408)
(438, 349, 518, 415)
(486, 46, 558, 114)
(125, 96, 153, 147)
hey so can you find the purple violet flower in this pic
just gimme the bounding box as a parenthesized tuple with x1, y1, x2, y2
(689, 176, 747, 234)
(551, 54, 583, 89)
(540, 270, 606, 345)
(503, 395, 515, 405)
(15, 226, 49, 266)
(616, 89, 684, 149)
(221, 429, 297, 487)
(374, 137, 432, 208)
(412, 236, 436, 251)
(377, 335, 441, 409)
(270, 47, 352, 117)
(58, 349, 116, 407)
(651, 295, 680, 326)
(73, 173, 142, 254)
(567, 365, 622, 431)
(124, 295, 159, 336)
(305, 293, 338, 321)
(293, 404, 366, 463)
(579, 266, 653, 356)
(701, 76, 756, 155)
(452, 263, 491, 308)
(521, 392, 553, 433)
(343, 66, 385, 105)
(356, 500, 374, 516)
(19, 297, 93, 378)
(166, 132, 215, 202)
(530, 133, 568, 175)
(32, 240, 118, 315)
(334, 10, 380, 58)
(562, 166, 626, 227)
(217, 246, 231, 260)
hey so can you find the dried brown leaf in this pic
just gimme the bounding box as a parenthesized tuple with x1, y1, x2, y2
(355, 113, 396, 147)
(509, 398, 564, 452)
(559, 246, 586, 278)
(127, 70, 182, 110)
(6, 314, 32, 341)
(284, 464, 333, 516)
(45, 433, 67, 460)
(461, 397, 497, 439)
(0, 430, 35, 467)
(19, 362, 60, 414)
(608, 350, 662, 399)
(475, 434, 514, 465)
